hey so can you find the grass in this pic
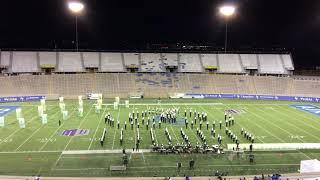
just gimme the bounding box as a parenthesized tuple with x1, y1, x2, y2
(0, 98, 320, 177)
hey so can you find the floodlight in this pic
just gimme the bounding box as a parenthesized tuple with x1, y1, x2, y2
(219, 5, 236, 17)
(68, 1, 84, 14)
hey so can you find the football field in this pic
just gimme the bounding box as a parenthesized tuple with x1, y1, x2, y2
(0, 98, 320, 177)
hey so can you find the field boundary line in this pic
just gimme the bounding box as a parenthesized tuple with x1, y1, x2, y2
(52, 163, 300, 171)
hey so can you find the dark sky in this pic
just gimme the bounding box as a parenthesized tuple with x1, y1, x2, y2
(0, 0, 320, 69)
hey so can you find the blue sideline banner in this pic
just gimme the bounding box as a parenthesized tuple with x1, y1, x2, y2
(0, 96, 45, 103)
(185, 93, 320, 103)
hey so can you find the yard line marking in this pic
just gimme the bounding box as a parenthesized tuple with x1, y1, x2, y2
(199, 104, 265, 144)
(38, 106, 77, 151)
(111, 105, 121, 150)
(15, 125, 44, 151)
(133, 104, 137, 149)
(16, 106, 62, 151)
(0, 107, 38, 146)
(87, 106, 108, 150)
(278, 105, 320, 126)
(160, 104, 179, 143)
(180, 104, 201, 144)
(51, 106, 94, 170)
(251, 106, 310, 142)
(268, 106, 320, 141)
(222, 104, 284, 143)
(234, 104, 312, 159)
(141, 152, 146, 165)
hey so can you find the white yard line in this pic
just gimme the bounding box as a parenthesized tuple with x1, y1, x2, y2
(38, 106, 77, 151)
(87, 106, 108, 150)
(260, 106, 320, 141)
(180, 104, 201, 144)
(0, 107, 38, 146)
(249, 105, 308, 142)
(111, 105, 121, 150)
(161, 104, 179, 143)
(51, 106, 94, 170)
(234, 104, 312, 159)
(202, 104, 265, 144)
(16, 106, 63, 152)
(278, 105, 320, 126)
(15, 125, 44, 151)
(223, 104, 285, 143)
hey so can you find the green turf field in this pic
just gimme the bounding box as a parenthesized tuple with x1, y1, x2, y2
(0, 98, 320, 177)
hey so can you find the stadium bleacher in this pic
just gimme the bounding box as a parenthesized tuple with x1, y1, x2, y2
(0, 51, 295, 75)
(178, 53, 202, 72)
(0, 51, 11, 67)
(281, 54, 295, 71)
(123, 53, 140, 68)
(12, 52, 39, 73)
(1, 73, 318, 98)
(201, 54, 218, 69)
(58, 52, 84, 72)
(258, 54, 286, 74)
(218, 54, 244, 73)
(100, 53, 124, 72)
(39, 52, 57, 68)
(82, 52, 99, 68)
(161, 53, 179, 67)
(240, 54, 258, 70)
(140, 53, 164, 72)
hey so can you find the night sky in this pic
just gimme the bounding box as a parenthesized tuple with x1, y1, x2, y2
(0, 0, 320, 69)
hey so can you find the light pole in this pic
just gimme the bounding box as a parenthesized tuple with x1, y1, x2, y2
(219, 5, 236, 53)
(68, 1, 84, 51)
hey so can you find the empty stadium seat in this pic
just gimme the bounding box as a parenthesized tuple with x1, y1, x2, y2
(0, 73, 319, 98)
(12, 51, 39, 73)
(281, 54, 294, 71)
(240, 54, 258, 69)
(123, 53, 140, 68)
(140, 53, 164, 72)
(100, 53, 124, 72)
(258, 54, 286, 74)
(161, 53, 179, 67)
(178, 54, 202, 72)
(83, 52, 99, 68)
(58, 52, 84, 72)
(201, 54, 218, 68)
(39, 52, 57, 68)
(218, 54, 244, 73)
(0, 51, 11, 68)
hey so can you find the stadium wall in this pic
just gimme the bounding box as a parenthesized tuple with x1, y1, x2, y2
(0, 73, 319, 100)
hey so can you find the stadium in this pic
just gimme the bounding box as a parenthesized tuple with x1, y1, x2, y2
(0, 1, 320, 180)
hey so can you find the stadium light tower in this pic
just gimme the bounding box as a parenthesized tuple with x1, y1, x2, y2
(68, 1, 84, 51)
(219, 5, 236, 53)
